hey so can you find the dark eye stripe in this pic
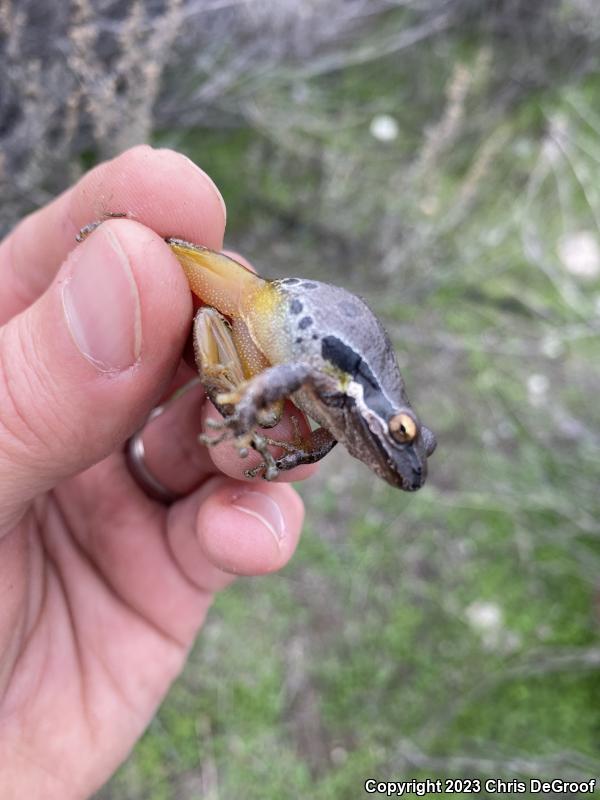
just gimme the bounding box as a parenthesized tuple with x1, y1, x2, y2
(321, 335, 393, 420)
(321, 336, 376, 388)
(322, 335, 360, 373)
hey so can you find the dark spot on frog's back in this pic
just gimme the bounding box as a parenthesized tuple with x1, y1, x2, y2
(281, 278, 300, 285)
(301, 282, 318, 289)
(298, 316, 313, 329)
(289, 299, 303, 314)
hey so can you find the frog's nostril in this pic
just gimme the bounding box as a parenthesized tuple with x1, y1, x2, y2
(410, 463, 427, 490)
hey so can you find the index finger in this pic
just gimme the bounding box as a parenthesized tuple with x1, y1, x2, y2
(0, 145, 227, 324)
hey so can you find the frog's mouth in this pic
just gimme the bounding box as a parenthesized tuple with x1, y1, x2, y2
(374, 433, 428, 491)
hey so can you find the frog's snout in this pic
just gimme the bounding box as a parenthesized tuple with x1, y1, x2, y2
(407, 461, 427, 491)
(401, 426, 436, 490)
(407, 425, 436, 490)
(382, 427, 433, 491)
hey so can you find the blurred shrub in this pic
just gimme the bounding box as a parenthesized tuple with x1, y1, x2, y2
(1, 0, 599, 234)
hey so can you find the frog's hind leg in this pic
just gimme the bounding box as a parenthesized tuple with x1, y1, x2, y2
(194, 308, 283, 463)
(193, 307, 246, 420)
(244, 425, 337, 479)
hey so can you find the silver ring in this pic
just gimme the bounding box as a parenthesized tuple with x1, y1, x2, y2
(125, 406, 182, 505)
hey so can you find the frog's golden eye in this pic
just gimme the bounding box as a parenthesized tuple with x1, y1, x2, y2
(389, 412, 417, 444)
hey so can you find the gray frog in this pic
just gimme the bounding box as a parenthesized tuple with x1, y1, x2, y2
(166, 239, 437, 490)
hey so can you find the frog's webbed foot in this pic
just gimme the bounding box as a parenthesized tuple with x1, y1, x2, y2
(199, 426, 286, 480)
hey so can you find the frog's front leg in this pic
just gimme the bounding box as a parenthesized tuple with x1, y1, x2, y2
(211, 363, 339, 480)
(217, 363, 332, 435)
(195, 309, 336, 479)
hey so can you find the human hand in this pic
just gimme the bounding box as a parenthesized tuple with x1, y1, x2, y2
(0, 146, 316, 798)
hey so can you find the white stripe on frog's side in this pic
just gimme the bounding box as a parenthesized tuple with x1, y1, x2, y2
(346, 378, 400, 476)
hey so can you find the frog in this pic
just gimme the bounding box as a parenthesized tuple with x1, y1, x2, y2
(166, 238, 437, 491)
(76, 217, 436, 489)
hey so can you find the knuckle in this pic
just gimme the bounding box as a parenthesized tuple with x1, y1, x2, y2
(0, 212, 54, 321)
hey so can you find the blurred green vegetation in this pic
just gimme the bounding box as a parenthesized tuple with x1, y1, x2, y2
(101, 12, 599, 800)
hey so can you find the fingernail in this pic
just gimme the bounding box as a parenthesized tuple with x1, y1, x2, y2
(178, 153, 227, 224)
(231, 490, 286, 546)
(62, 227, 142, 372)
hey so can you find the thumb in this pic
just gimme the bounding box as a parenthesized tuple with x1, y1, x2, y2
(0, 220, 192, 532)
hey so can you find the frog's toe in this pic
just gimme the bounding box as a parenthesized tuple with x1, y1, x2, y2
(242, 431, 280, 480)
(203, 406, 247, 438)
(198, 429, 230, 447)
(244, 462, 280, 481)
(235, 432, 254, 453)
(263, 464, 280, 481)
(204, 416, 230, 430)
(198, 427, 254, 458)
(216, 388, 244, 407)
